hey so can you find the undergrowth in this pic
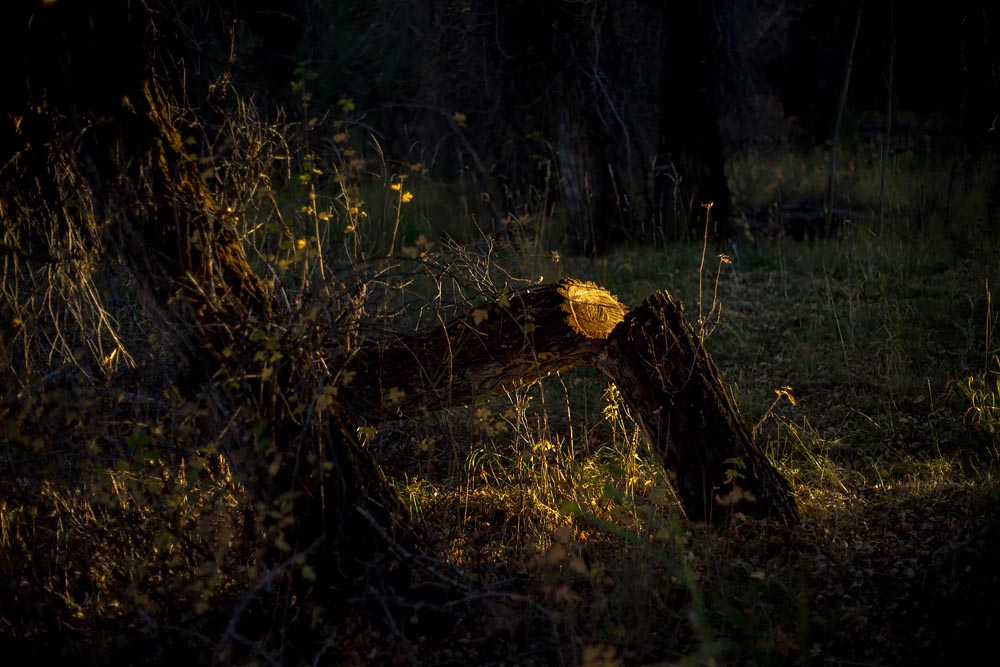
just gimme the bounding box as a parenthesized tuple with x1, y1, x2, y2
(1, 87, 998, 666)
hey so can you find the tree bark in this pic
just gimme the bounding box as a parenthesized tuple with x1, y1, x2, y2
(556, 88, 621, 257)
(597, 290, 799, 524)
(343, 279, 628, 424)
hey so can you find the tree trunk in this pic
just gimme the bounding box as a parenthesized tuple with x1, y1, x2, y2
(548, 2, 630, 257)
(343, 279, 628, 424)
(654, 0, 733, 240)
(556, 87, 620, 257)
(118, 74, 275, 388)
(598, 290, 798, 524)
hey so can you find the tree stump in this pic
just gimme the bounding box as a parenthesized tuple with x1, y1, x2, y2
(598, 290, 799, 524)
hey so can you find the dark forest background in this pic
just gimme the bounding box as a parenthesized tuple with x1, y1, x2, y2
(225, 0, 999, 249)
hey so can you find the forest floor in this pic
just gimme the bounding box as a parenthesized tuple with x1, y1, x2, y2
(351, 227, 1000, 666)
(2, 146, 998, 666)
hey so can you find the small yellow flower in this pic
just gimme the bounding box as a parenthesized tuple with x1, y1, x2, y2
(296, 238, 307, 249)
(344, 224, 356, 233)
(318, 211, 332, 221)
(390, 182, 402, 192)
(719, 253, 732, 264)
(401, 191, 414, 203)
(774, 386, 796, 405)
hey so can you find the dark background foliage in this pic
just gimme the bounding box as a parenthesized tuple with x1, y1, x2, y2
(228, 0, 998, 243)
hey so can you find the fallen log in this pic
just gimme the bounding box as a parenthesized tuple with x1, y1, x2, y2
(597, 291, 799, 524)
(341, 278, 798, 524)
(342, 279, 627, 423)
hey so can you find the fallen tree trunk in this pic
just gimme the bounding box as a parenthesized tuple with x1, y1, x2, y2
(342, 279, 628, 423)
(344, 278, 798, 524)
(597, 291, 800, 524)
